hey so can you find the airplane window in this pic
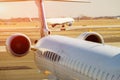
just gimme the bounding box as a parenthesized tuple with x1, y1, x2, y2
(60, 55, 65, 65)
(92, 68, 98, 80)
(41, 51, 61, 62)
(106, 73, 112, 80)
(76, 62, 80, 72)
(73, 60, 79, 72)
(101, 72, 106, 80)
(87, 66, 91, 76)
(71, 59, 78, 71)
(55, 55, 58, 62)
(71, 60, 75, 70)
(84, 64, 89, 76)
(45, 51, 60, 62)
(81, 63, 85, 74)
(52, 53, 55, 61)
(45, 51, 48, 58)
(62, 56, 67, 66)
(83, 64, 88, 75)
(79, 63, 84, 73)
(88, 66, 94, 78)
(67, 58, 71, 68)
(91, 68, 96, 78)
(65, 57, 70, 67)
(47, 51, 50, 58)
(37, 50, 42, 57)
(54, 54, 57, 61)
(60, 56, 64, 65)
(103, 72, 109, 80)
(62, 56, 65, 66)
(105, 73, 109, 80)
(43, 51, 49, 59)
(95, 69, 101, 80)
(57, 55, 61, 61)
(66, 57, 70, 67)
(50, 52, 53, 60)
(75, 60, 81, 72)
(45, 51, 48, 57)
(117, 75, 120, 80)
(70, 59, 74, 70)
(111, 75, 115, 80)
(39, 50, 42, 55)
(97, 70, 103, 80)
(43, 51, 45, 56)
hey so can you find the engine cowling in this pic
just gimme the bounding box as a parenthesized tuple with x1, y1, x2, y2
(6, 33, 31, 57)
(78, 32, 104, 44)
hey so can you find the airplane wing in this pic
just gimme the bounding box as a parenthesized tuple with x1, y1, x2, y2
(0, 0, 91, 3)
(0, 0, 33, 2)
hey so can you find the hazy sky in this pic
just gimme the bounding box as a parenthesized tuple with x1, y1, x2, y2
(0, 0, 120, 19)
(45, 0, 120, 17)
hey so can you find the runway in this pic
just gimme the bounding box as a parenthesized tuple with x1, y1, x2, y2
(0, 49, 48, 80)
(0, 25, 120, 80)
(0, 42, 120, 80)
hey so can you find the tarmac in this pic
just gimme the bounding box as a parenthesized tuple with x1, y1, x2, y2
(0, 47, 49, 80)
(0, 42, 120, 80)
(1, 25, 120, 80)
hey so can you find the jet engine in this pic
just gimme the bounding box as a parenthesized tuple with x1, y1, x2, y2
(6, 33, 31, 57)
(78, 32, 104, 44)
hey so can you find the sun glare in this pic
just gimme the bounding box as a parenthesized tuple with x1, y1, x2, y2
(0, 1, 38, 19)
(0, 4, 6, 12)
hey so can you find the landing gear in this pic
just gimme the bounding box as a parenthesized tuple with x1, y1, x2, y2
(60, 24, 66, 31)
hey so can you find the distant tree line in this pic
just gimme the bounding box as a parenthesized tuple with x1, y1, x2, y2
(74, 15, 120, 21)
(0, 15, 120, 22)
(0, 18, 39, 22)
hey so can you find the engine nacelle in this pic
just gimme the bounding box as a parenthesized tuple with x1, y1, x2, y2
(6, 33, 31, 57)
(78, 32, 104, 44)
(66, 22, 73, 26)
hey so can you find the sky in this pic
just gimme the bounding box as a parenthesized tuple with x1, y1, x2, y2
(45, 0, 120, 17)
(0, 0, 120, 19)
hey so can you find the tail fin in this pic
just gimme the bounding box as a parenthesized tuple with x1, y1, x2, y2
(36, 0, 50, 38)
(35, 0, 91, 38)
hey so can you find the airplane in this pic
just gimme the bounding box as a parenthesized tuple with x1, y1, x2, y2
(46, 17, 74, 28)
(2, 0, 120, 80)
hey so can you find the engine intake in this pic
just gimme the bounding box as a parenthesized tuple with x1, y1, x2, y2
(6, 33, 31, 57)
(78, 32, 104, 44)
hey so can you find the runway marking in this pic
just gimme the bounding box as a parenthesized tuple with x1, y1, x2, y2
(0, 66, 32, 71)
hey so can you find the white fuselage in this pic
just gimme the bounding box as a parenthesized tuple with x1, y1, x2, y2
(34, 35, 120, 80)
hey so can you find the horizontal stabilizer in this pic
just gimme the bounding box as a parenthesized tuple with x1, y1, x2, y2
(0, 0, 91, 3)
(46, 0, 91, 3)
(0, 0, 33, 2)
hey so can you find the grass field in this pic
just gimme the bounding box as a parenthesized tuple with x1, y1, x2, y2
(0, 19, 120, 45)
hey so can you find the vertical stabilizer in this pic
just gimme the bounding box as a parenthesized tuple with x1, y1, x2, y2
(36, 0, 50, 38)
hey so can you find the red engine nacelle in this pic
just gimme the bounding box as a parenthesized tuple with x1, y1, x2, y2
(6, 33, 31, 57)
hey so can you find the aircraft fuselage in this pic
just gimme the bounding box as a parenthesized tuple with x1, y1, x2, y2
(34, 35, 120, 80)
